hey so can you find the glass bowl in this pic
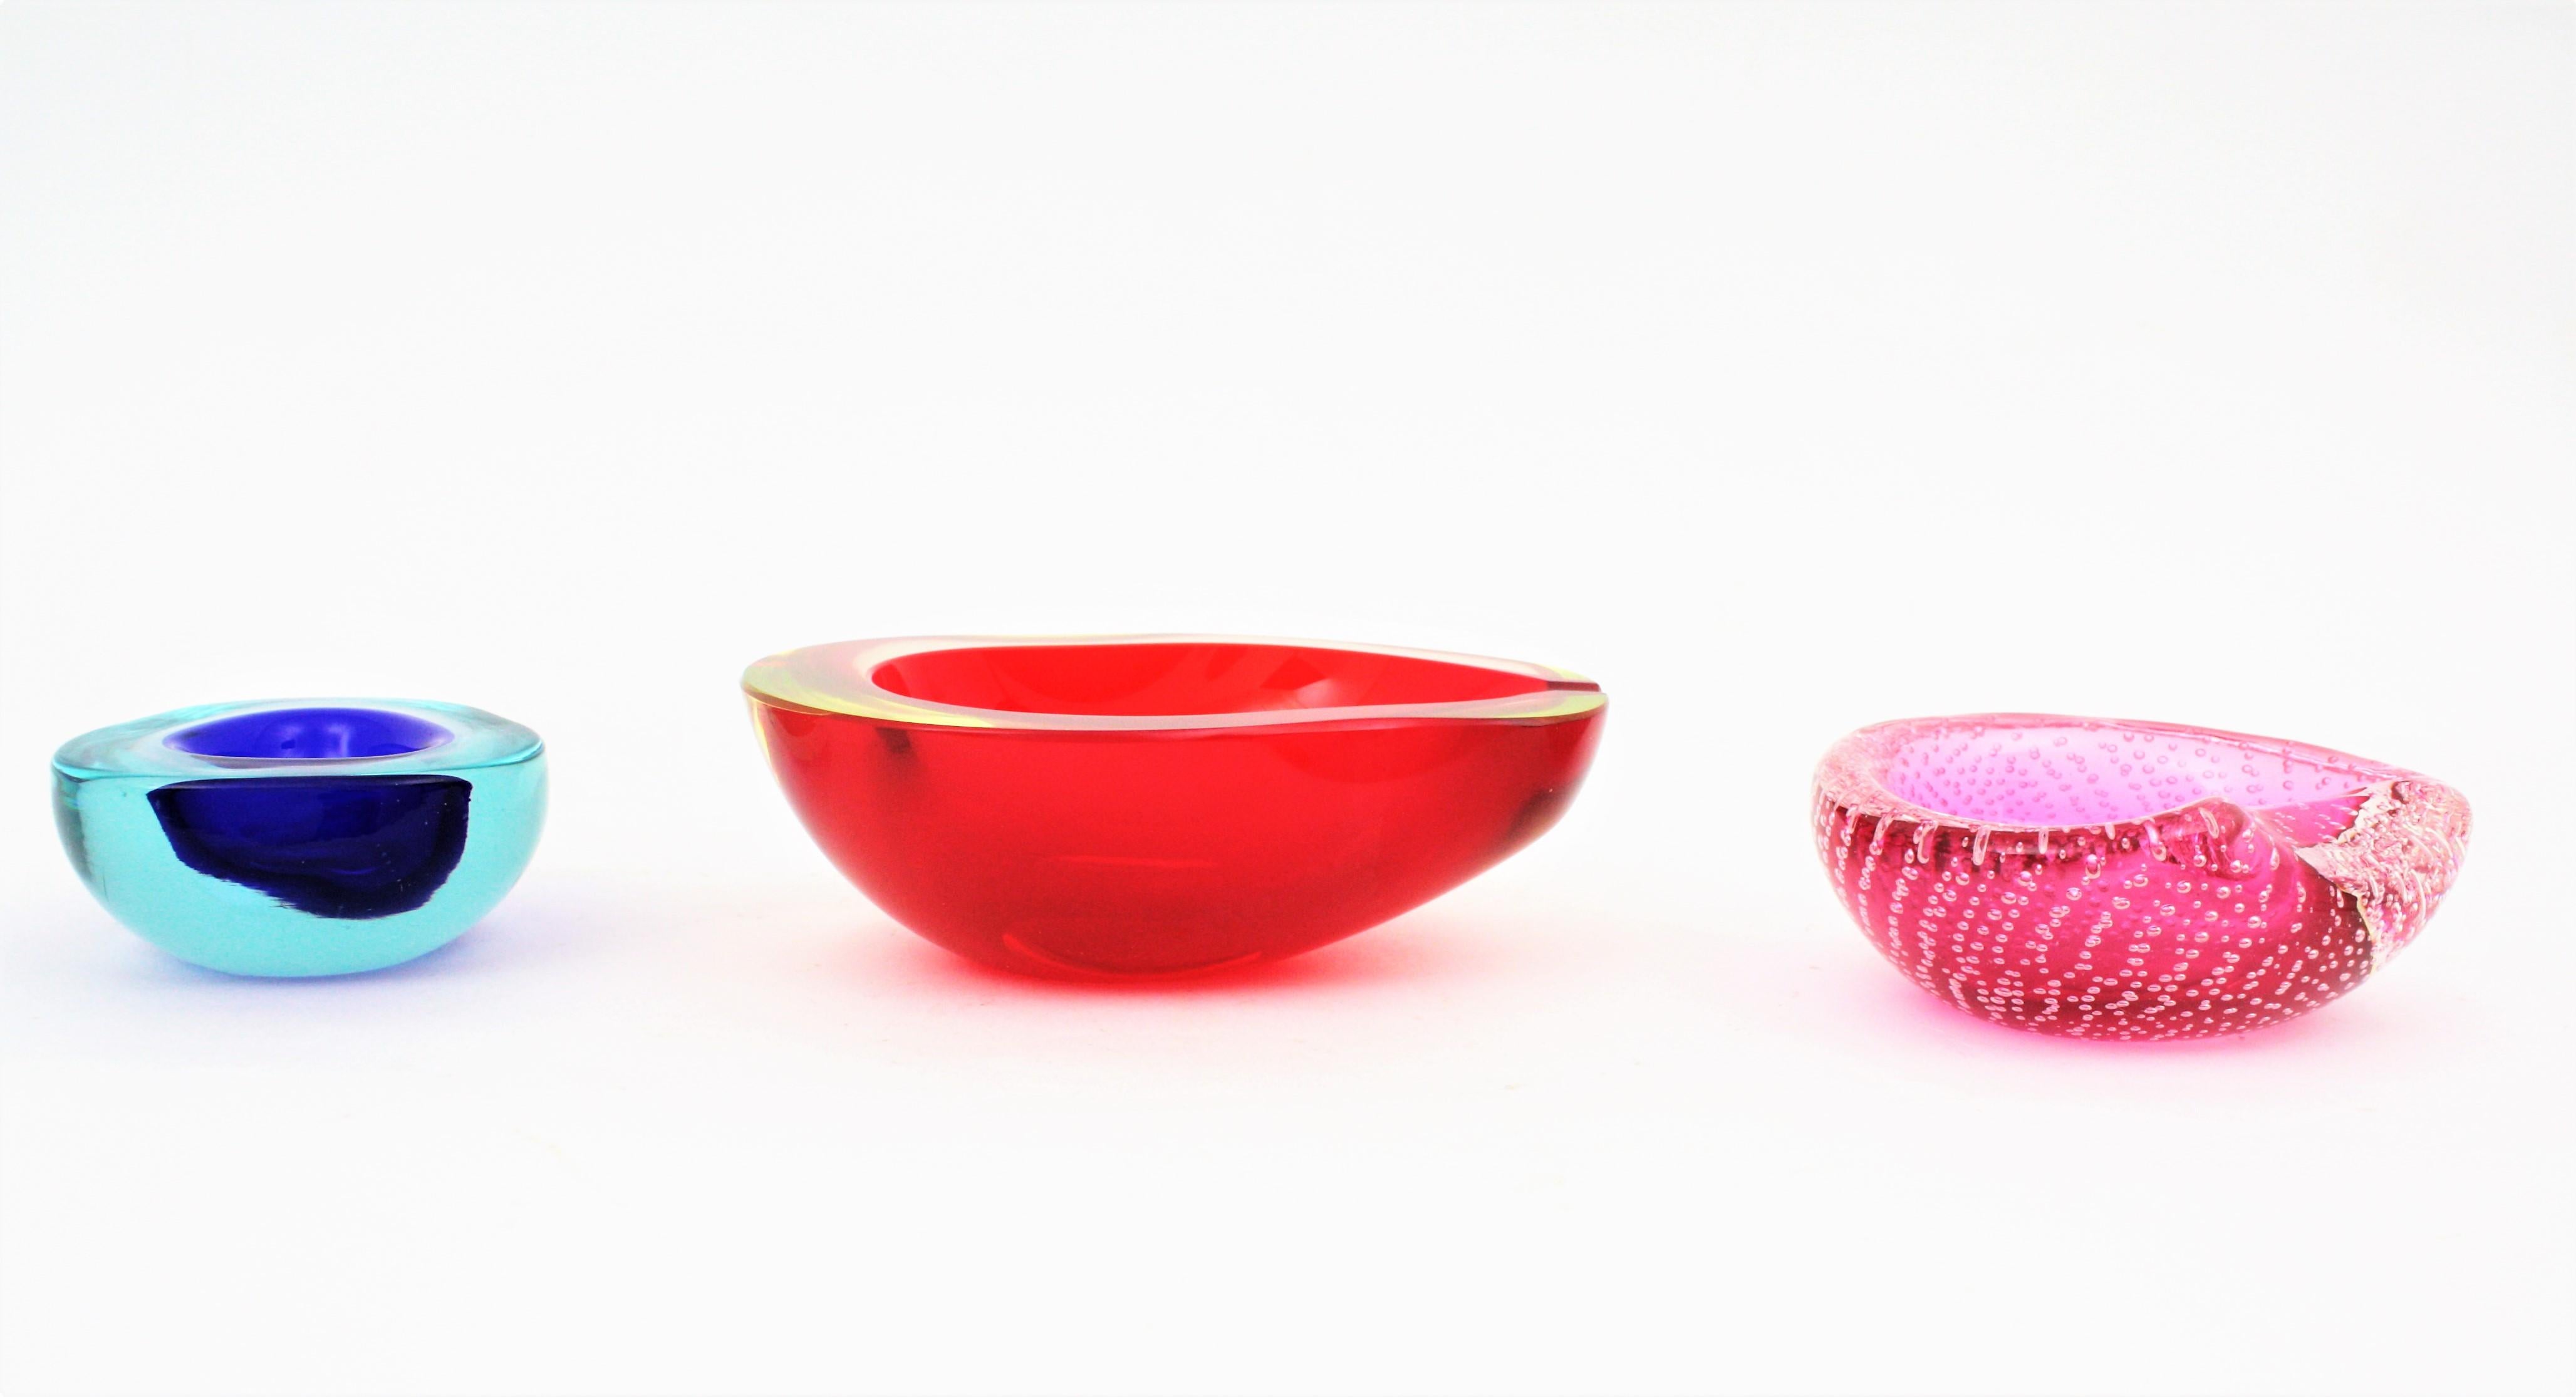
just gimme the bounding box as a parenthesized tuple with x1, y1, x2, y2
(1812, 714, 2470, 1039)
(744, 635, 1607, 979)
(53, 699, 547, 977)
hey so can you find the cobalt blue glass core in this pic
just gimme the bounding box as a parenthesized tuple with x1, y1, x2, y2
(53, 700, 545, 977)
(164, 706, 454, 761)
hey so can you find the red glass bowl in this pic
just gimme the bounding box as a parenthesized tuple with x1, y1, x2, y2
(744, 636, 1607, 979)
(1814, 714, 2471, 1040)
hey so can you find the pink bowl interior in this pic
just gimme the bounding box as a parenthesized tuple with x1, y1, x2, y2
(1874, 719, 2388, 827)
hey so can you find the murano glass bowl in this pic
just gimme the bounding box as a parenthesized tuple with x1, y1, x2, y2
(53, 699, 547, 977)
(744, 635, 1607, 979)
(1813, 714, 2470, 1040)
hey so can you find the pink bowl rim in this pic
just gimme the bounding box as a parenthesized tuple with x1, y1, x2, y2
(741, 634, 1606, 733)
(1814, 712, 2444, 834)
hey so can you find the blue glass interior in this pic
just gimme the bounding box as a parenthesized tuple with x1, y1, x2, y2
(148, 776, 474, 919)
(165, 707, 452, 761)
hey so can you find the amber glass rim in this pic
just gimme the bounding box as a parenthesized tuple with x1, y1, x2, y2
(740, 635, 1606, 732)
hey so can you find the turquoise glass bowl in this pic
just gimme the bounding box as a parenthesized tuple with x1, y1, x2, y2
(51, 699, 547, 977)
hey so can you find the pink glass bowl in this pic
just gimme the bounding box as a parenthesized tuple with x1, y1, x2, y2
(745, 636, 1607, 980)
(1812, 714, 2471, 1040)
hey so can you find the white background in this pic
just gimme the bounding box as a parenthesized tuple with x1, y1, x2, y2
(3, 4, 2570, 1395)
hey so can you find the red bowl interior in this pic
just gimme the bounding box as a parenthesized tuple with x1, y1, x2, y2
(870, 641, 1550, 717)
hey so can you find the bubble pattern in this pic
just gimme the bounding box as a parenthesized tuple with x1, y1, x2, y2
(1812, 715, 2471, 1040)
